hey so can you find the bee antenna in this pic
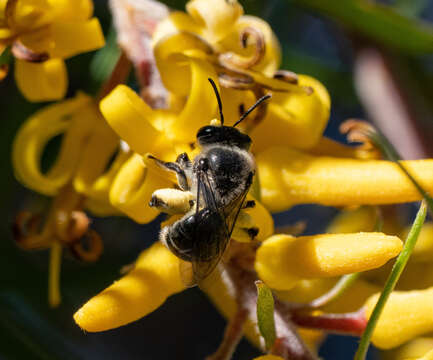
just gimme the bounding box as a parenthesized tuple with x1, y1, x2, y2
(233, 94, 271, 127)
(208, 78, 224, 126)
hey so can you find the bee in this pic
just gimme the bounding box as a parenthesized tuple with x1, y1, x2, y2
(148, 79, 271, 285)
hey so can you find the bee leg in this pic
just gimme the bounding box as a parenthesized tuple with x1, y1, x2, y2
(231, 211, 259, 242)
(147, 154, 189, 190)
(232, 226, 259, 242)
(149, 188, 194, 214)
(176, 152, 191, 168)
(242, 200, 256, 209)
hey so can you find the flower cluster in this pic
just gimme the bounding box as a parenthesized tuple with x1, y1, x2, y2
(10, 0, 433, 358)
(0, 0, 104, 101)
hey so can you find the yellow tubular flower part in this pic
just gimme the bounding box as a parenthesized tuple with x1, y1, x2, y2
(245, 198, 274, 241)
(385, 338, 433, 360)
(1, 0, 104, 101)
(250, 75, 330, 153)
(401, 223, 433, 263)
(109, 153, 174, 223)
(365, 287, 433, 349)
(201, 268, 323, 353)
(255, 233, 402, 290)
(12, 92, 98, 195)
(14, 58, 67, 102)
(307, 137, 380, 160)
(257, 147, 433, 213)
(186, 0, 243, 42)
(326, 206, 377, 234)
(275, 278, 380, 313)
(74, 242, 186, 332)
(419, 349, 433, 360)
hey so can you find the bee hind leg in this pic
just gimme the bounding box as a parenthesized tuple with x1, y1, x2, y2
(150, 188, 194, 215)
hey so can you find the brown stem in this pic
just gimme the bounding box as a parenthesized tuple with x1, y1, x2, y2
(221, 254, 318, 360)
(289, 309, 367, 336)
(96, 51, 131, 100)
(206, 307, 249, 360)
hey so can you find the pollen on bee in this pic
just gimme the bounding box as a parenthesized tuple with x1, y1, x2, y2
(150, 188, 194, 215)
(210, 118, 222, 126)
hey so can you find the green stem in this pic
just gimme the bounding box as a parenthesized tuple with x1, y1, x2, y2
(354, 201, 427, 360)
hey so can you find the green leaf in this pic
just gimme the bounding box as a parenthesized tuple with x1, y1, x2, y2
(0, 46, 12, 66)
(89, 26, 121, 91)
(354, 201, 427, 360)
(291, 0, 433, 55)
(255, 280, 276, 350)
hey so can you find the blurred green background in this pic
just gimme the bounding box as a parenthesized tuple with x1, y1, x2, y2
(1, 0, 433, 359)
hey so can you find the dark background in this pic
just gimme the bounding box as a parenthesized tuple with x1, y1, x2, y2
(2, 0, 433, 359)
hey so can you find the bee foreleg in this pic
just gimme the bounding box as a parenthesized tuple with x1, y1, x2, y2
(147, 154, 189, 190)
(231, 211, 259, 242)
(149, 188, 194, 215)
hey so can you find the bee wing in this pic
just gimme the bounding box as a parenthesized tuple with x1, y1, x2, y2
(186, 170, 250, 286)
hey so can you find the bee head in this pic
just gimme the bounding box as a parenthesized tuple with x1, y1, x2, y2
(196, 125, 252, 149)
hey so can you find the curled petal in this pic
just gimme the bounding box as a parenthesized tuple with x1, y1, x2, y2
(365, 287, 433, 349)
(257, 147, 433, 213)
(48, 18, 105, 59)
(255, 233, 402, 290)
(73, 242, 186, 332)
(218, 15, 281, 76)
(14, 58, 67, 101)
(47, 0, 93, 21)
(186, 0, 243, 42)
(250, 75, 330, 153)
(100, 85, 176, 156)
(153, 31, 213, 96)
(109, 153, 174, 223)
(70, 229, 103, 262)
(12, 93, 95, 195)
(152, 11, 204, 45)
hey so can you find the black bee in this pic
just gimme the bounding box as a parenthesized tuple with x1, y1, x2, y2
(148, 79, 270, 285)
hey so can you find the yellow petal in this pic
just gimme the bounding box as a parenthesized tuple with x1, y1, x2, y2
(47, 0, 93, 21)
(153, 31, 213, 96)
(14, 58, 67, 102)
(365, 287, 433, 349)
(99, 85, 176, 157)
(218, 15, 281, 76)
(74, 242, 186, 332)
(250, 75, 330, 153)
(48, 18, 104, 58)
(327, 206, 377, 234)
(255, 233, 402, 290)
(401, 222, 433, 263)
(385, 338, 433, 360)
(109, 153, 174, 223)
(245, 198, 274, 241)
(12, 92, 95, 195)
(73, 119, 120, 207)
(152, 11, 204, 45)
(307, 137, 380, 160)
(186, 0, 243, 42)
(257, 147, 433, 213)
(164, 57, 218, 143)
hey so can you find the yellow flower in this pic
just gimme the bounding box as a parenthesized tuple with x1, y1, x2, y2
(0, 0, 104, 101)
(364, 287, 433, 349)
